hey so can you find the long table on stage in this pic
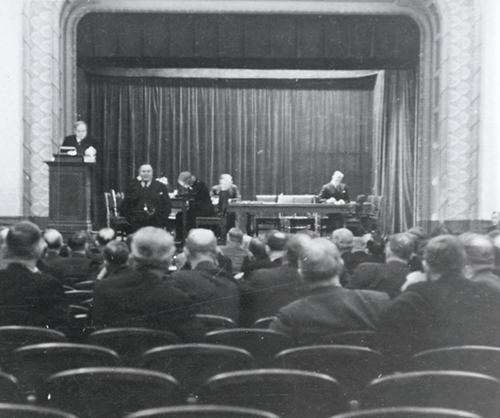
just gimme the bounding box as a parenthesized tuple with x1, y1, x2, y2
(227, 201, 355, 234)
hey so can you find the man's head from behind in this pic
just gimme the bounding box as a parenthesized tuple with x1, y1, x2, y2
(185, 229, 217, 266)
(424, 234, 466, 278)
(386, 233, 414, 262)
(43, 229, 63, 251)
(103, 240, 130, 266)
(266, 230, 288, 253)
(130, 227, 175, 270)
(459, 233, 494, 270)
(299, 238, 343, 283)
(139, 164, 153, 183)
(68, 232, 87, 252)
(6, 221, 45, 260)
(331, 228, 354, 253)
(227, 227, 244, 245)
(96, 228, 116, 246)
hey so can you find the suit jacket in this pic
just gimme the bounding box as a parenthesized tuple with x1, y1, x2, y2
(318, 182, 349, 202)
(271, 285, 390, 345)
(62, 135, 96, 155)
(240, 264, 303, 327)
(120, 179, 171, 230)
(48, 252, 94, 286)
(186, 179, 215, 217)
(91, 267, 204, 341)
(348, 260, 410, 298)
(219, 243, 251, 274)
(377, 274, 500, 361)
(0, 263, 69, 330)
(169, 261, 240, 322)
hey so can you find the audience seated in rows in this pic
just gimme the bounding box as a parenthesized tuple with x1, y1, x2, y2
(0, 221, 70, 329)
(377, 234, 500, 363)
(91, 227, 204, 341)
(348, 233, 414, 298)
(459, 233, 500, 291)
(169, 229, 241, 323)
(239, 234, 308, 327)
(219, 228, 251, 274)
(240, 237, 274, 278)
(270, 237, 390, 345)
(46, 232, 94, 286)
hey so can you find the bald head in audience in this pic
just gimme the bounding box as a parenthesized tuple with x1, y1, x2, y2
(96, 227, 116, 247)
(299, 238, 343, 283)
(43, 229, 63, 253)
(386, 233, 414, 262)
(184, 228, 218, 268)
(331, 228, 354, 255)
(130, 227, 175, 271)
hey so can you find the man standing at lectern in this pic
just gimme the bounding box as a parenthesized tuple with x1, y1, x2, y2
(62, 121, 96, 156)
(120, 164, 171, 233)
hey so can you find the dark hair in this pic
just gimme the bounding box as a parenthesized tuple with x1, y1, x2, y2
(68, 232, 87, 251)
(266, 230, 288, 252)
(6, 221, 42, 257)
(425, 235, 465, 275)
(103, 240, 130, 265)
(388, 233, 414, 261)
(248, 238, 268, 259)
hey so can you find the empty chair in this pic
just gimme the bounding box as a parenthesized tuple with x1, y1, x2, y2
(197, 369, 348, 418)
(43, 367, 183, 418)
(362, 371, 500, 418)
(0, 326, 67, 365)
(410, 345, 500, 379)
(204, 329, 292, 367)
(63, 290, 93, 304)
(331, 407, 483, 418)
(195, 315, 237, 332)
(275, 345, 392, 401)
(88, 328, 181, 365)
(9, 343, 119, 389)
(123, 405, 280, 418)
(321, 331, 380, 350)
(252, 317, 277, 329)
(141, 344, 254, 392)
(0, 403, 80, 418)
(0, 372, 21, 402)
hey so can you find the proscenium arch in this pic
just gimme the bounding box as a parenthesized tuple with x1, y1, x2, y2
(60, 0, 441, 228)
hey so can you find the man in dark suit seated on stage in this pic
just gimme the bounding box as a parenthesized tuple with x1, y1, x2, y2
(62, 121, 96, 156)
(378, 235, 500, 363)
(0, 221, 69, 329)
(176, 171, 214, 238)
(270, 237, 390, 345)
(348, 233, 414, 298)
(120, 164, 171, 233)
(239, 234, 308, 327)
(317, 171, 350, 233)
(169, 228, 240, 323)
(92, 227, 204, 341)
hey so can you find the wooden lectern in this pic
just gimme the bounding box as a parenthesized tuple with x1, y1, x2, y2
(46, 155, 95, 234)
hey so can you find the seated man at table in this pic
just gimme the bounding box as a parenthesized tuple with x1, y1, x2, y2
(211, 174, 241, 229)
(317, 171, 350, 233)
(270, 237, 390, 345)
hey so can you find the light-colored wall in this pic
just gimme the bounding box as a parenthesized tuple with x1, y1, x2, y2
(479, 0, 500, 219)
(0, 0, 23, 217)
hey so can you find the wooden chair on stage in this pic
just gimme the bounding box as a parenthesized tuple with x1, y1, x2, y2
(195, 191, 229, 244)
(253, 195, 281, 236)
(104, 190, 128, 237)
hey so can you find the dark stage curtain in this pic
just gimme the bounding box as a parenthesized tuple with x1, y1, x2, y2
(373, 70, 417, 234)
(88, 76, 375, 201)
